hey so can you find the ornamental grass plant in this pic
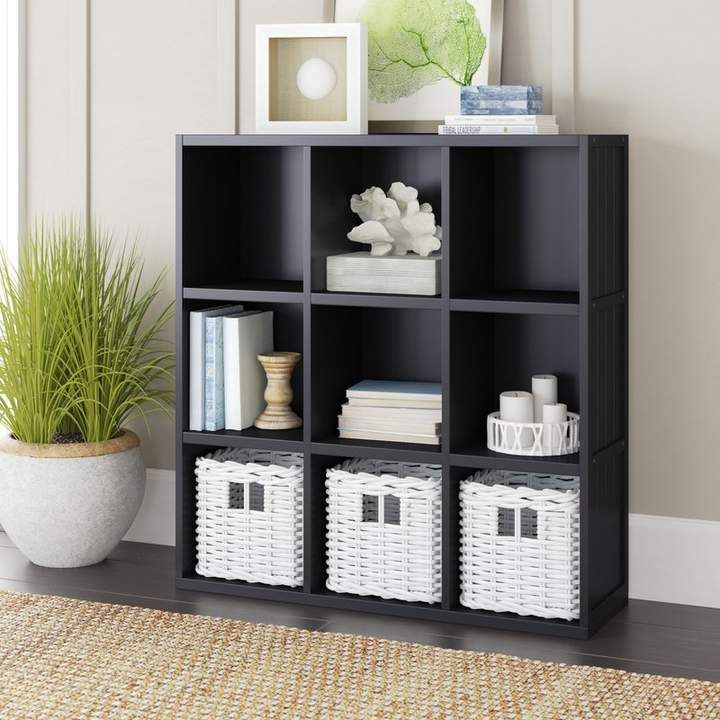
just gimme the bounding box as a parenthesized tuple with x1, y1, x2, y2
(0, 221, 174, 444)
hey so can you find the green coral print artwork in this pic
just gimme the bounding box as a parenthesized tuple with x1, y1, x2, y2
(361, 0, 487, 103)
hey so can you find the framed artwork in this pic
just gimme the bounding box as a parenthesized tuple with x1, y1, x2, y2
(255, 23, 368, 134)
(326, 0, 504, 129)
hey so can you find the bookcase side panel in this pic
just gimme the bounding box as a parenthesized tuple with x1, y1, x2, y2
(587, 139, 629, 613)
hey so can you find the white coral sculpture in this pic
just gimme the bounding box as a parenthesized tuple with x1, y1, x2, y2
(347, 182, 442, 257)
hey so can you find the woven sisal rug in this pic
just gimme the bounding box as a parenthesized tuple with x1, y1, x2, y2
(0, 591, 717, 719)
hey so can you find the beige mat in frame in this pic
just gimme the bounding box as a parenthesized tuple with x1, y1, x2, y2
(0, 591, 717, 719)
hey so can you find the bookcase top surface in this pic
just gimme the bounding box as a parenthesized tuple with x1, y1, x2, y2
(179, 133, 627, 149)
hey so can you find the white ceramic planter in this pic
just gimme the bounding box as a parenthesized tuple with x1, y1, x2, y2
(0, 430, 145, 567)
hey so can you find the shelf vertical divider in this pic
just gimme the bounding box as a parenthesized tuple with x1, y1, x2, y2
(578, 136, 591, 630)
(301, 145, 321, 594)
(440, 146, 458, 609)
(175, 135, 194, 580)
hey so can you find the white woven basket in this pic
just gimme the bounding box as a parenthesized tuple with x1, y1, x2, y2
(460, 470, 580, 620)
(487, 411, 580, 456)
(326, 459, 442, 604)
(195, 448, 303, 587)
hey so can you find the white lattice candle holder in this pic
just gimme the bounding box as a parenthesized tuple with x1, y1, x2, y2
(487, 411, 580, 456)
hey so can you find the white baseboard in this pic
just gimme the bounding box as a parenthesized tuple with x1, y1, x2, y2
(629, 513, 720, 609)
(128, 469, 720, 609)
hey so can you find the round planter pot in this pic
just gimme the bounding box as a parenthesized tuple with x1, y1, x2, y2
(0, 430, 145, 568)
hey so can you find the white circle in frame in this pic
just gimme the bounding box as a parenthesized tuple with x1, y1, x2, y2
(296, 58, 337, 100)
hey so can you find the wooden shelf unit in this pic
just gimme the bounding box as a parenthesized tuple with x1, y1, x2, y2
(176, 133, 628, 638)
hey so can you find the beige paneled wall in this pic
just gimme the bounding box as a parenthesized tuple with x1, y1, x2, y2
(575, 0, 720, 521)
(26, 0, 88, 217)
(25, 1, 719, 522)
(89, 0, 238, 469)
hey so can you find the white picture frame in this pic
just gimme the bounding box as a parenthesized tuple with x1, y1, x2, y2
(327, 1, 504, 130)
(255, 23, 368, 135)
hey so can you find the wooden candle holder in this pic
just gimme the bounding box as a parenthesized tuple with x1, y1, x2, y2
(254, 351, 302, 430)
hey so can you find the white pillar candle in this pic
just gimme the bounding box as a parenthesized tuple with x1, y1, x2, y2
(542, 402, 568, 451)
(532, 374, 558, 422)
(500, 391, 534, 448)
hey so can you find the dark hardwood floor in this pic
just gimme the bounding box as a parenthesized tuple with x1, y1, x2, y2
(1, 532, 719, 683)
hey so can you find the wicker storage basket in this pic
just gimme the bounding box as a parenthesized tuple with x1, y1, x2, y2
(460, 470, 580, 620)
(326, 459, 442, 604)
(195, 448, 303, 587)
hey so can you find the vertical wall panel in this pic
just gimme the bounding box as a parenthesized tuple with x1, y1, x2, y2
(26, 0, 87, 218)
(577, 0, 720, 521)
(90, 0, 237, 469)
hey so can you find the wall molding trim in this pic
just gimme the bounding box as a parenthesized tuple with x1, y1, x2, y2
(550, 0, 575, 131)
(1, 0, 26, 261)
(127, 471, 720, 610)
(629, 513, 720, 609)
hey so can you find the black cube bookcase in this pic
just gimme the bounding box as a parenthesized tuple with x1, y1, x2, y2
(175, 133, 628, 639)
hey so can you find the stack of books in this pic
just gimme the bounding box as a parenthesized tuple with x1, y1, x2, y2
(439, 84, 558, 135)
(439, 114, 559, 135)
(338, 380, 441, 446)
(189, 304, 274, 432)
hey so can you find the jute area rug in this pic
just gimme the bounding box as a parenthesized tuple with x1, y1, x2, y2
(0, 591, 717, 719)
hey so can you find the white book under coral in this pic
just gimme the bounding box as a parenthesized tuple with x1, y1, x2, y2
(327, 252, 440, 296)
(223, 311, 274, 431)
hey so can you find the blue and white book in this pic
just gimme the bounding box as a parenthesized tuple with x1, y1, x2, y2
(188, 303, 243, 431)
(460, 85, 544, 115)
(204, 315, 226, 431)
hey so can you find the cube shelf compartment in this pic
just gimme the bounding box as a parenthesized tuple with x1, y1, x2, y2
(449, 146, 580, 302)
(176, 133, 628, 639)
(311, 146, 442, 292)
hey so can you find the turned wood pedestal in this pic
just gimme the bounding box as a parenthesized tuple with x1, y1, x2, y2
(254, 351, 302, 430)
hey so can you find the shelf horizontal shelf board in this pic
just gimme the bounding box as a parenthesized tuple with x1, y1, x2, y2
(450, 291, 579, 316)
(176, 576, 588, 638)
(183, 281, 303, 303)
(312, 437, 442, 463)
(178, 574, 306, 598)
(312, 292, 441, 310)
(181, 134, 587, 149)
(183, 427, 304, 451)
(450, 446, 580, 475)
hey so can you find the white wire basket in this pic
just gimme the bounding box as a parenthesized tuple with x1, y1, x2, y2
(460, 470, 580, 620)
(326, 459, 442, 604)
(487, 411, 580, 456)
(195, 448, 304, 587)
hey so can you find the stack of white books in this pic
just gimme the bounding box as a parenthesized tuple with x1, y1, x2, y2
(189, 305, 274, 432)
(338, 380, 441, 446)
(438, 115, 559, 135)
